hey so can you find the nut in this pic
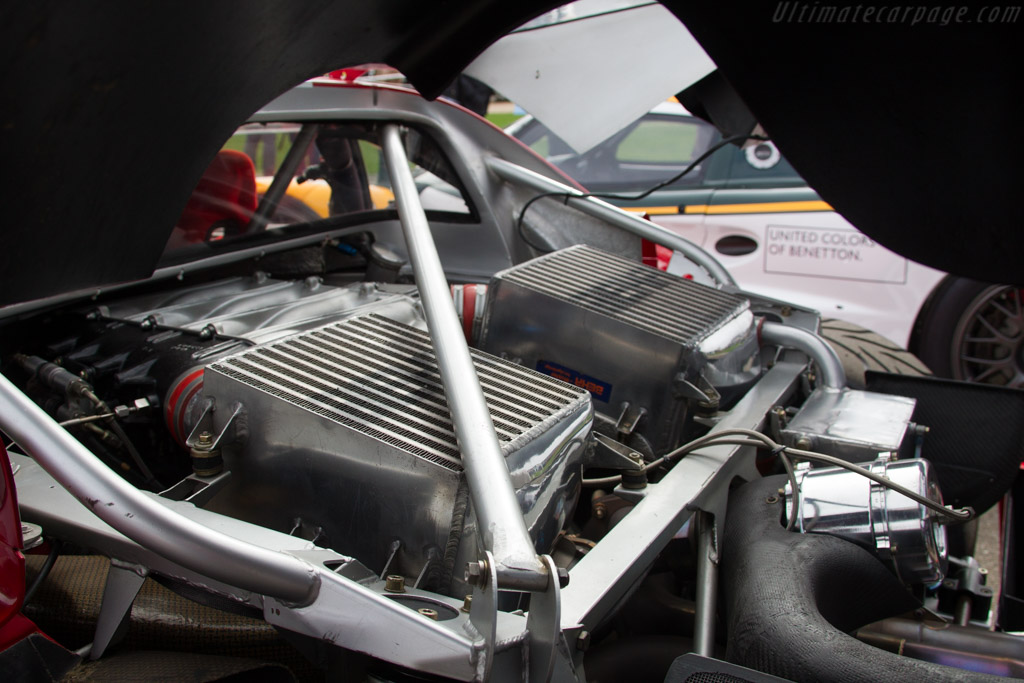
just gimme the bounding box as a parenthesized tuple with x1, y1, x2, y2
(557, 567, 570, 588)
(384, 574, 406, 593)
(465, 559, 490, 588)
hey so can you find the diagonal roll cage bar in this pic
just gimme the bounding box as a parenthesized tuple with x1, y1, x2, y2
(380, 124, 548, 591)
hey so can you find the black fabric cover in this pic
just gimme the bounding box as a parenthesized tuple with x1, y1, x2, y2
(664, 2, 1024, 286)
(664, 653, 789, 682)
(22, 555, 315, 679)
(865, 371, 1023, 516)
(0, 0, 561, 306)
(722, 476, 1011, 683)
(0, 633, 79, 683)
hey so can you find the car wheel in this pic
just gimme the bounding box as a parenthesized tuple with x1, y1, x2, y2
(819, 318, 931, 389)
(916, 277, 1024, 387)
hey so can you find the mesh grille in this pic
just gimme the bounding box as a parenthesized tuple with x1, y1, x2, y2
(497, 245, 747, 345)
(684, 671, 757, 683)
(685, 673, 760, 683)
(209, 314, 587, 471)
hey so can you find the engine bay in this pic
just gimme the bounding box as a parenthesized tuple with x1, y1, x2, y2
(4, 237, 1021, 680)
(1, 125, 1022, 682)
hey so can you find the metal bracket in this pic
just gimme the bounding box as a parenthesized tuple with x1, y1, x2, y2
(614, 402, 646, 439)
(414, 546, 442, 589)
(672, 373, 721, 412)
(768, 405, 787, 443)
(91, 559, 148, 659)
(467, 550, 498, 682)
(379, 539, 402, 580)
(526, 554, 562, 682)
(184, 400, 245, 450)
(588, 433, 645, 470)
(159, 470, 231, 506)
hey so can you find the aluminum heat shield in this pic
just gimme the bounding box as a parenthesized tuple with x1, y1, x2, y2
(481, 245, 758, 452)
(201, 313, 591, 587)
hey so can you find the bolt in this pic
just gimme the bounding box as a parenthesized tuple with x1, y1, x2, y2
(780, 305, 792, 317)
(196, 431, 214, 449)
(628, 452, 644, 468)
(418, 608, 439, 620)
(384, 574, 406, 593)
(557, 567, 570, 588)
(979, 567, 989, 575)
(461, 595, 473, 613)
(199, 324, 216, 340)
(140, 316, 156, 331)
(593, 502, 607, 520)
(465, 559, 489, 588)
(794, 436, 812, 451)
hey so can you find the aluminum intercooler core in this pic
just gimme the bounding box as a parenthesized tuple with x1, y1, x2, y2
(202, 313, 591, 585)
(481, 245, 759, 452)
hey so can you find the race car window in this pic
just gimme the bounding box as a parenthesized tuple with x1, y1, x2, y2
(162, 122, 473, 254)
(514, 114, 716, 192)
(615, 118, 701, 163)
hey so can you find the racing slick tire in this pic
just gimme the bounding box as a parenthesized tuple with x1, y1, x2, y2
(820, 318, 931, 389)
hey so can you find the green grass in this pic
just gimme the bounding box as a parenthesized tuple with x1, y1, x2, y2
(485, 112, 523, 129)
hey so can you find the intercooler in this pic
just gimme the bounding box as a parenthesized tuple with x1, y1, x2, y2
(201, 313, 592, 589)
(481, 245, 759, 453)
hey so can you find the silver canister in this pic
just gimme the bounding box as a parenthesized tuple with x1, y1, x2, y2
(785, 453, 948, 585)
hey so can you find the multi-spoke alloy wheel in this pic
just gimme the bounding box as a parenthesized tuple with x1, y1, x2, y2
(952, 285, 1024, 387)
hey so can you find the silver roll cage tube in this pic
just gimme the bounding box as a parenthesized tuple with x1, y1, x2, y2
(485, 156, 738, 288)
(380, 124, 551, 591)
(0, 372, 321, 605)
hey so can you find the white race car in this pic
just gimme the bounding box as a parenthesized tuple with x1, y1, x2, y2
(508, 101, 1022, 387)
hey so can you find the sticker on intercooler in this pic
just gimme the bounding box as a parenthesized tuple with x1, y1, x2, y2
(536, 360, 612, 403)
